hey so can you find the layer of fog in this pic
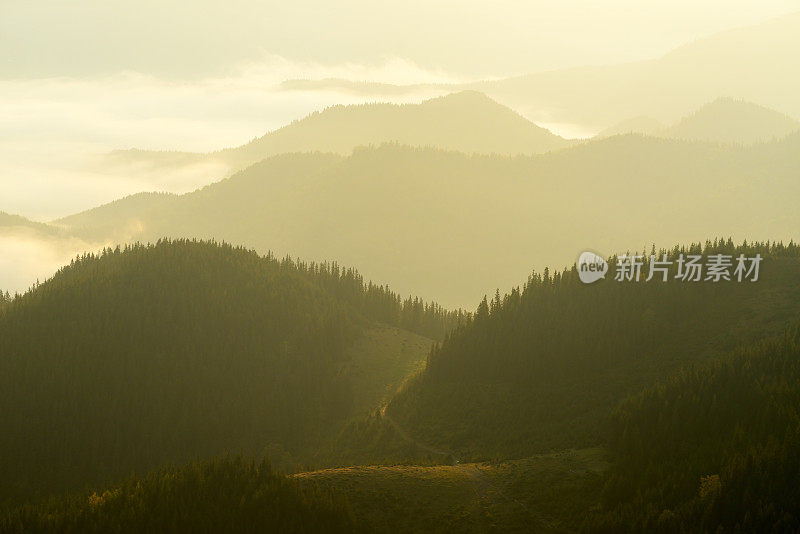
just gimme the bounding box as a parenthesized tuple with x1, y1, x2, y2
(0, 56, 460, 294)
(0, 56, 456, 221)
(0, 231, 110, 295)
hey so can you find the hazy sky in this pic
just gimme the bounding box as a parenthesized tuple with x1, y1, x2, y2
(2, 1, 799, 80)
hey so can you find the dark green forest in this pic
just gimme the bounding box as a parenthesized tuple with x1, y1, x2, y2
(3, 239, 800, 531)
(335, 240, 800, 463)
(0, 456, 357, 534)
(588, 322, 800, 532)
(0, 239, 462, 503)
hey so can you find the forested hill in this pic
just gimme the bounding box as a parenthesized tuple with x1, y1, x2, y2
(589, 321, 800, 532)
(337, 241, 800, 464)
(0, 239, 461, 503)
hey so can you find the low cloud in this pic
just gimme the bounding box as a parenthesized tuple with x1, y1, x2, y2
(0, 56, 450, 221)
(0, 230, 108, 294)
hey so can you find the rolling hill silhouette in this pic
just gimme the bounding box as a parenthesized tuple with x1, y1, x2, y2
(56, 132, 800, 308)
(597, 98, 799, 144)
(658, 97, 800, 144)
(0, 211, 62, 237)
(108, 91, 573, 179)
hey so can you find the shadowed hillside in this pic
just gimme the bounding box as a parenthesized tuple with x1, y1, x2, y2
(331, 241, 800, 464)
(588, 321, 800, 532)
(0, 239, 460, 502)
(0, 457, 357, 534)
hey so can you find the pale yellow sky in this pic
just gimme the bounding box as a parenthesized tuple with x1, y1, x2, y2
(2, 3, 800, 219)
(1, 1, 799, 79)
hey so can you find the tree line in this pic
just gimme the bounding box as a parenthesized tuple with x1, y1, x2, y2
(0, 456, 359, 533)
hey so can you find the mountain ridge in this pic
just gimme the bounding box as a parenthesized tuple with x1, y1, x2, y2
(52, 132, 800, 308)
(105, 91, 574, 181)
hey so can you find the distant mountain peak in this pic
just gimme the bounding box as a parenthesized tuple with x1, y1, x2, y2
(227, 90, 572, 165)
(661, 97, 800, 144)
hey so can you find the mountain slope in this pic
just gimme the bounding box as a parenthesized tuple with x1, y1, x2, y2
(659, 97, 800, 144)
(332, 242, 800, 464)
(52, 192, 178, 241)
(228, 91, 572, 163)
(0, 211, 62, 237)
(597, 98, 800, 144)
(589, 321, 800, 532)
(107, 91, 573, 178)
(58, 133, 800, 308)
(0, 239, 458, 502)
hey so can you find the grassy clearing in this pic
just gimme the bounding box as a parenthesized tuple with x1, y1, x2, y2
(341, 324, 432, 418)
(294, 448, 608, 533)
